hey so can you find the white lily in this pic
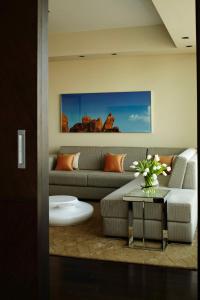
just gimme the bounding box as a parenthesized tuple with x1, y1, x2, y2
(143, 172, 147, 177)
(154, 154, 160, 162)
(147, 154, 152, 160)
(134, 172, 140, 178)
(167, 166, 171, 172)
(144, 168, 149, 173)
(130, 165, 136, 169)
(156, 165, 161, 170)
(162, 163, 167, 167)
(162, 171, 167, 176)
(152, 174, 157, 179)
(133, 161, 138, 166)
(153, 166, 157, 170)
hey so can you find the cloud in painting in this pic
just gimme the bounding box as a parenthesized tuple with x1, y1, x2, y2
(128, 106, 150, 123)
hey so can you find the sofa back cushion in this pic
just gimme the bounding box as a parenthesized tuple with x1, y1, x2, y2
(59, 146, 147, 171)
(147, 147, 185, 173)
(147, 147, 185, 156)
(59, 146, 102, 170)
(141, 147, 186, 188)
(49, 154, 57, 171)
(168, 148, 197, 188)
(182, 153, 197, 189)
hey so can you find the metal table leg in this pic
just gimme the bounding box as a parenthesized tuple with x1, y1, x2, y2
(128, 201, 134, 247)
(142, 201, 145, 247)
(162, 202, 168, 251)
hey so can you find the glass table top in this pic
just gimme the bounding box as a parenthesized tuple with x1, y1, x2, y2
(124, 187, 170, 199)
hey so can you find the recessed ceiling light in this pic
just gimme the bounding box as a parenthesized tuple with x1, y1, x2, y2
(186, 45, 192, 48)
(182, 36, 189, 39)
(111, 53, 117, 56)
(79, 55, 85, 58)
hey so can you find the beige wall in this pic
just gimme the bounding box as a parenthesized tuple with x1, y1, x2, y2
(48, 54, 197, 153)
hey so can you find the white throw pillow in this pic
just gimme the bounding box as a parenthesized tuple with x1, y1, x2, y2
(73, 152, 80, 169)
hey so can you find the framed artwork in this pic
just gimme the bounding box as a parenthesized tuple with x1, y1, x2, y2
(60, 91, 151, 133)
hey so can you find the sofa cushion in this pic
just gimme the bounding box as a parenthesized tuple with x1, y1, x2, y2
(168, 221, 196, 243)
(182, 153, 197, 189)
(101, 147, 147, 171)
(103, 153, 126, 173)
(168, 156, 187, 188)
(103, 218, 162, 239)
(167, 189, 197, 223)
(147, 147, 184, 156)
(87, 170, 135, 188)
(159, 155, 175, 174)
(73, 152, 80, 169)
(59, 146, 102, 170)
(101, 177, 143, 218)
(59, 146, 147, 171)
(168, 148, 196, 188)
(55, 154, 75, 171)
(49, 170, 87, 186)
(49, 155, 57, 171)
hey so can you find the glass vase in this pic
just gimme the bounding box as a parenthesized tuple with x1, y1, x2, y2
(141, 175, 158, 189)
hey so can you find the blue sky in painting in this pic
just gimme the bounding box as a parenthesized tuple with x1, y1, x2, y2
(61, 91, 151, 132)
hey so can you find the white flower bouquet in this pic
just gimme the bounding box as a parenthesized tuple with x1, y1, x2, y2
(130, 154, 171, 188)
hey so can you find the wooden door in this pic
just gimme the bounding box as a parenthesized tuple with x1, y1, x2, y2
(0, 1, 49, 299)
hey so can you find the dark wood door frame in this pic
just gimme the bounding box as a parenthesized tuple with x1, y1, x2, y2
(37, 0, 49, 299)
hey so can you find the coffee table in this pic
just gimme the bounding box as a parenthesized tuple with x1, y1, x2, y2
(49, 195, 94, 226)
(123, 188, 170, 251)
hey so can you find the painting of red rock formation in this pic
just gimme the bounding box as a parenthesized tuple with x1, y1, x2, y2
(60, 91, 151, 133)
(61, 112, 69, 132)
(69, 113, 119, 132)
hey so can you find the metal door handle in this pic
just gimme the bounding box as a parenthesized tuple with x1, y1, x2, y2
(18, 130, 26, 168)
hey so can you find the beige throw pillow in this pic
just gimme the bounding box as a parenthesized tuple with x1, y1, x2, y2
(73, 152, 80, 169)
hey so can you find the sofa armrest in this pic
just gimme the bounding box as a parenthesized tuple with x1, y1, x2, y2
(49, 154, 57, 171)
(182, 153, 197, 189)
(168, 148, 197, 189)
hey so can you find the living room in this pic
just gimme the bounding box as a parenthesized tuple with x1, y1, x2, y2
(48, 0, 197, 299)
(0, 1, 198, 299)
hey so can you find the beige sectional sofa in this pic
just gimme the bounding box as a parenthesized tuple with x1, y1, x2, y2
(49, 146, 197, 243)
(49, 146, 148, 199)
(101, 148, 197, 243)
(49, 146, 184, 199)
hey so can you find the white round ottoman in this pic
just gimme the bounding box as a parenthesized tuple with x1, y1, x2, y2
(49, 195, 94, 226)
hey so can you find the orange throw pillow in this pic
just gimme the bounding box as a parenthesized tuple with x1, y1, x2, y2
(159, 155, 175, 174)
(104, 153, 126, 173)
(55, 154, 75, 171)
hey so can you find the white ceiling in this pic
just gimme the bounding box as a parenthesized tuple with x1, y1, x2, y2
(48, 0, 196, 58)
(48, 0, 163, 33)
(152, 0, 196, 48)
